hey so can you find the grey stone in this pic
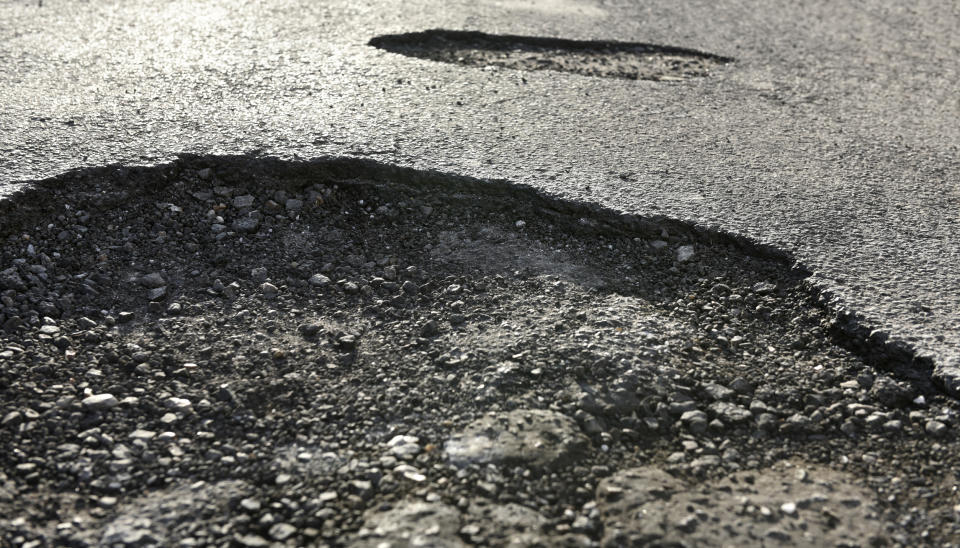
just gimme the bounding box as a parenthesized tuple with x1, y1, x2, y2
(269, 523, 297, 541)
(233, 195, 255, 208)
(926, 420, 948, 437)
(2, 411, 23, 427)
(351, 501, 465, 548)
(147, 287, 167, 301)
(870, 377, 912, 407)
(82, 394, 118, 410)
(680, 410, 708, 433)
(250, 267, 268, 282)
(597, 462, 883, 547)
(309, 273, 331, 287)
(0, 267, 26, 291)
(232, 216, 260, 233)
(445, 409, 589, 469)
(261, 282, 279, 299)
(703, 382, 735, 401)
(709, 401, 752, 424)
(139, 272, 166, 288)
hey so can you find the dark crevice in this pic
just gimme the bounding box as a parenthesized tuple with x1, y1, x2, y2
(368, 29, 733, 81)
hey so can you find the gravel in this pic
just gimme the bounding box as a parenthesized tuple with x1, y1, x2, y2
(1, 158, 959, 546)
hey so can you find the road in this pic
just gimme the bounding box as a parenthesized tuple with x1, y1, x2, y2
(1, 0, 959, 385)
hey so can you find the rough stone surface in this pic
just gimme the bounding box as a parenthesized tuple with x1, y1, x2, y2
(1, 161, 958, 546)
(445, 409, 589, 469)
(351, 501, 465, 548)
(597, 462, 885, 547)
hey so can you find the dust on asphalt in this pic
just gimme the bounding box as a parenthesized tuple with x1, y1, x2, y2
(1, 157, 959, 547)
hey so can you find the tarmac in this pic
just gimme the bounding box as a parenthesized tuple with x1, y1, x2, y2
(1, 0, 958, 387)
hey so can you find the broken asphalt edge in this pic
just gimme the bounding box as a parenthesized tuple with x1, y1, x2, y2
(0, 152, 954, 398)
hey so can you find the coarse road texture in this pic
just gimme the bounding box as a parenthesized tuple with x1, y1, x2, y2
(0, 0, 959, 544)
(1, 157, 959, 546)
(1, 0, 958, 388)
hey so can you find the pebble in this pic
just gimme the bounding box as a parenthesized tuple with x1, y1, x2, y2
(250, 267, 268, 282)
(926, 420, 948, 437)
(680, 410, 708, 433)
(309, 274, 331, 287)
(269, 523, 297, 541)
(2, 411, 23, 427)
(233, 195, 255, 209)
(166, 397, 192, 411)
(147, 287, 167, 301)
(261, 283, 279, 299)
(387, 435, 421, 458)
(82, 394, 118, 410)
(676, 245, 695, 262)
(232, 217, 260, 233)
(234, 535, 270, 547)
(139, 272, 166, 288)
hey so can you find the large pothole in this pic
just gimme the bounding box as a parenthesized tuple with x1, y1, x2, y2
(1, 156, 958, 546)
(369, 30, 732, 81)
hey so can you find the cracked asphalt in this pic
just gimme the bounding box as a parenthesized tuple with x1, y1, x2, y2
(1, 0, 959, 382)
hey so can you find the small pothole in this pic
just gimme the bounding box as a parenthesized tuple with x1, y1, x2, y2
(0, 156, 956, 546)
(369, 29, 733, 81)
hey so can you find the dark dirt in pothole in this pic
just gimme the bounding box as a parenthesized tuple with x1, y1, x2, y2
(1, 156, 959, 547)
(369, 30, 732, 82)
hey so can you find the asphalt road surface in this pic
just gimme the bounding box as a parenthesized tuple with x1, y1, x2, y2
(1, 0, 958, 414)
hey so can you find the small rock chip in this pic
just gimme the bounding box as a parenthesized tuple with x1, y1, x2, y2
(261, 283, 279, 299)
(233, 195, 255, 209)
(676, 245, 695, 262)
(308, 274, 331, 287)
(250, 267, 268, 282)
(926, 420, 948, 437)
(82, 394, 118, 410)
(2, 411, 23, 427)
(420, 320, 440, 337)
(240, 498, 261, 512)
(147, 287, 167, 301)
(234, 534, 270, 547)
(139, 272, 166, 288)
(232, 217, 260, 233)
(269, 523, 297, 541)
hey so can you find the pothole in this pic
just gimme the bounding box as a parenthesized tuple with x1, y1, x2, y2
(1, 156, 958, 546)
(368, 29, 732, 81)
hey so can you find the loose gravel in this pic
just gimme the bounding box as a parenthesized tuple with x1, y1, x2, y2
(369, 30, 731, 82)
(2, 157, 960, 547)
